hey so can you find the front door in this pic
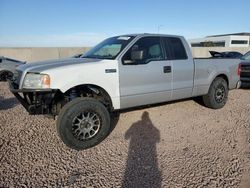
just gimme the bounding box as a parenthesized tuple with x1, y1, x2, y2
(119, 36, 173, 109)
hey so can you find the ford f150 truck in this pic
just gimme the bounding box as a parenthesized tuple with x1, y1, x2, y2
(9, 34, 241, 150)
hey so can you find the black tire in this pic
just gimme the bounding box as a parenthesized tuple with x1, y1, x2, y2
(202, 77, 228, 109)
(57, 98, 111, 150)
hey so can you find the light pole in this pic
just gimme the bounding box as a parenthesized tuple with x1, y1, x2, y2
(157, 25, 163, 34)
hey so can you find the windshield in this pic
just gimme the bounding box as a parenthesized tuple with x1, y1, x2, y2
(82, 36, 135, 59)
(241, 51, 250, 60)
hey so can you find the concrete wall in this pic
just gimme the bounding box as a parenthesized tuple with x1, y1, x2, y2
(0, 47, 90, 62)
(1, 47, 250, 62)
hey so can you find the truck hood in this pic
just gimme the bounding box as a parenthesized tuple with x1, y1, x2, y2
(17, 58, 101, 73)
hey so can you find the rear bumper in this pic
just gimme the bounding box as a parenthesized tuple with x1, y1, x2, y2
(240, 77, 250, 88)
(240, 77, 250, 83)
(8, 80, 58, 115)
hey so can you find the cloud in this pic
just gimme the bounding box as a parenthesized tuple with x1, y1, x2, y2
(0, 32, 108, 47)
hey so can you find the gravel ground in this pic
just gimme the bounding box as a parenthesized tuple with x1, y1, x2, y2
(0, 82, 250, 188)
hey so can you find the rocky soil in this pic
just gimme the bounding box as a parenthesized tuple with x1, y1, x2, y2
(0, 82, 250, 188)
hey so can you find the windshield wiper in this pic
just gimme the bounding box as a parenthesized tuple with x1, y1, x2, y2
(83, 55, 114, 60)
(82, 55, 100, 59)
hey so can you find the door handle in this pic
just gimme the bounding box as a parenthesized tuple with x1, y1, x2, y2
(105, 69, 117, 73)
(163, 66, 171, 73)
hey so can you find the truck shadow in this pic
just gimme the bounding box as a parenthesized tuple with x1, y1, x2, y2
(122, 111, 162, 188)
(0, 96, 19, 110)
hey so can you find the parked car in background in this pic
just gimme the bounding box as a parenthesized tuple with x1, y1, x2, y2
(0, 56, 26, 81)
(209, 51, 243, 59)
(240, 51, 250, 87)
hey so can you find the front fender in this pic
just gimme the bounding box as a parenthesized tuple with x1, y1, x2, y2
(43, 60, 121, 109)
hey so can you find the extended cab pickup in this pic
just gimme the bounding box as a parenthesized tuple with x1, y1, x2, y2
(9, 34, 241, 150)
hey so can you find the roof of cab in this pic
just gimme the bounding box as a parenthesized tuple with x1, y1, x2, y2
(118, 33, 183, 38)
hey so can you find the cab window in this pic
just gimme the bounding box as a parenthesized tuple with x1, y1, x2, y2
(163, 37, 187, 60)
(123, 37, 164, 65)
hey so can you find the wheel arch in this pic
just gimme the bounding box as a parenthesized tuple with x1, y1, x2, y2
(214, 74, 229, 87)
(63, 84, 114, 111)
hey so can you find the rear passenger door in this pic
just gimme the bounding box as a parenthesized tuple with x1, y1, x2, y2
(163, 37, 194, 100)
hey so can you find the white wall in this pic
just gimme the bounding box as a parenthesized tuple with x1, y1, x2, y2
(189, 35, 250, 48)
(229, 36, 249, 47)
(0, 47, 90, 62)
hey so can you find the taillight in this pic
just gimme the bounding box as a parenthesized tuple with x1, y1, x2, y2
(237, 63, 241, 76)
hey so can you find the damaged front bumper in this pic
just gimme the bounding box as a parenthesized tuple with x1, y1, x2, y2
(8, 80, 58, 115)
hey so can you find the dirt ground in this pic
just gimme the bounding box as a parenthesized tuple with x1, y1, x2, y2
(0, 82, 250, 188)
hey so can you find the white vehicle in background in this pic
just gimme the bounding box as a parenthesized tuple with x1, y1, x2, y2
(9, 34, 241, 150)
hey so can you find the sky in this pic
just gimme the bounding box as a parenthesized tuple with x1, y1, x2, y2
(0, 0, 250, 47)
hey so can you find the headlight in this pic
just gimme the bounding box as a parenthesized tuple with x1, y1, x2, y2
(23, 73, 50, 89)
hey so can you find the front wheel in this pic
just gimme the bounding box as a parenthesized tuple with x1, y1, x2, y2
(202, 77, 228, 109)
(57, 98, 111, 150)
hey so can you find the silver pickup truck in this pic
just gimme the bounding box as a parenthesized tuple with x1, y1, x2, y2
(9, 34, 241, 150)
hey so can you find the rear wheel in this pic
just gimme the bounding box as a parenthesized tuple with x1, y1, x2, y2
(202, 77, 228, 109)
(57, 98, 111, 150)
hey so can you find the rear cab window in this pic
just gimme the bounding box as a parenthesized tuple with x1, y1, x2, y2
(163, 37, 188, 60)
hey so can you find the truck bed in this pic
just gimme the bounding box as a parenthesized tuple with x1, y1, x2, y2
(192, 58, 240, 96)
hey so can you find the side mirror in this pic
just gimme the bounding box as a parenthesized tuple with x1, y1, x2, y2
(131, 50, 144, 61)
